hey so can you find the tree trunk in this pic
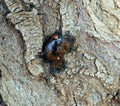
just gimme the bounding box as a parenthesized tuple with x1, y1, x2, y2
(0, 0, 120, 106)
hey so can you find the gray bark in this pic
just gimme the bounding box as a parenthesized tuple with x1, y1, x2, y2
(0, 0, 120, 106)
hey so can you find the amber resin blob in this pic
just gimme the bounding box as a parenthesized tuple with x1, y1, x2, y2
(39, 31, 75, 74)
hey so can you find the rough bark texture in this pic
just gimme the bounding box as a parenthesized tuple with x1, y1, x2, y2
(0, 0, 120, 106)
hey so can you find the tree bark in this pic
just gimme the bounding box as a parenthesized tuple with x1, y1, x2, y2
(0, 0, 120, 106)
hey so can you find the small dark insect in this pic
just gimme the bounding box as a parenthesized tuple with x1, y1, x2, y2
(39, 31, 75, 74)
